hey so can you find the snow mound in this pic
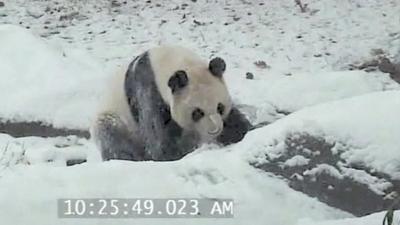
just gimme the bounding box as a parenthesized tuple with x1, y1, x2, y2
(0, 25, 107, 130)
(228, 69, 399, 124)
(0, 133, 98, 173)
(0, 147, 350, 225)
(240, 90, 400, 215)
(246, 90, 400, 178)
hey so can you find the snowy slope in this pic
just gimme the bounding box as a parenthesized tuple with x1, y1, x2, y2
(0, 25, 398, 129)
(0, 0, 400, 225)
(0, 25, 108, 129)
(2, 0, 399, 72)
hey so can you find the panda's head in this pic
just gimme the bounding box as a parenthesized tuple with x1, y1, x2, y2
(167, 57, 232, 142)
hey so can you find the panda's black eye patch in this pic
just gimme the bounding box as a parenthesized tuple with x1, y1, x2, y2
(217, 103, 225, 115)
(192, 108, 204, 122)
(168, 70, 188, 93)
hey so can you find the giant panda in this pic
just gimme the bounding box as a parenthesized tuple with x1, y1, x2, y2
(91, 46, 252, 161)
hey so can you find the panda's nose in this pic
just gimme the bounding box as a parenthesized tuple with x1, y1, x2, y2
(207, 114, 222, 136)
(208, 127, 221, 135)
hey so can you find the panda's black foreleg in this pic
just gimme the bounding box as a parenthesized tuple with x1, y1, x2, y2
(217, 107, 252, 145)
(94, 112, 145, 161)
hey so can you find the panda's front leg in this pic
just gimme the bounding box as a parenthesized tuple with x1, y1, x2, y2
(93, 112, 145, 161)
(217, 107, 252, 145)
(140, 112, 191, 161)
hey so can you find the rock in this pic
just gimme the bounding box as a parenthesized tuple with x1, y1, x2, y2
(233, 16, 240, 21)
(246, 72, 254, 80)
(111, 0, 121, 7)
(59, 12, 79, 21)
(26, 7, 44, 19)
(193, 20, 205, 26)
(254, 60, 270, 69)
(0, 1, 4, 7)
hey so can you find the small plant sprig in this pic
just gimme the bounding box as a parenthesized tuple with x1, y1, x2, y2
(383, 196, 400, 225)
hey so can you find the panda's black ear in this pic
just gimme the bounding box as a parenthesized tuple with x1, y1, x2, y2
(168, 70, 189, 93)
(209, 57, 226, 78)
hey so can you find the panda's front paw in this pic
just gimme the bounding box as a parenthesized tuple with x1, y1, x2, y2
(97, 112, 124, 129)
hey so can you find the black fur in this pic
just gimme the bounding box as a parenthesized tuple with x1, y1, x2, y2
(217, 107, 252, 145)
(209, 57, 226, 77)
(168, 70, 189, 93)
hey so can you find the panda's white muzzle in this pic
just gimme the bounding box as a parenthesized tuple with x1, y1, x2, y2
(207, 114, 223, 136)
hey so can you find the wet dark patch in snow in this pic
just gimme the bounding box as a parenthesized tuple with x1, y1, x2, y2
(378, 57, 400, 84)
(0, 120, 90, 138)
(350, 56, 400, 84)
(66, 159, 87, 166)
(253, 132, 400, 216)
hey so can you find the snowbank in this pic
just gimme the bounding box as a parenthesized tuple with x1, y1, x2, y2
(227, 69, 399, 124)
(246, 90, 400, 178)
(0, 147, 350, 225)
(0, 25, 107, 130)
(241, 90, 400, 215)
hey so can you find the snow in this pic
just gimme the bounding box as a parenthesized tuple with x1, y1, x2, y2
(296, 211, 400, 225)
(0, 25, 108, 129)
(0, 0, 400, 225)
(246, 90, 400, 180)
(340, 167, 393, 195)
(0, 133, 98, 173)
(303, 164, 344, 180)
(284, 155, 310, 167)
(0, 148, 350, 225)
(3, 0, 400, 73)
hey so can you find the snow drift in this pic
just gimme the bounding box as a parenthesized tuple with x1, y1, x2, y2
(0, 25, 107, 130)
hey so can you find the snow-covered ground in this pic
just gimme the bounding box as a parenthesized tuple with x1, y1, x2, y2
(0, 0, 400, 225)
